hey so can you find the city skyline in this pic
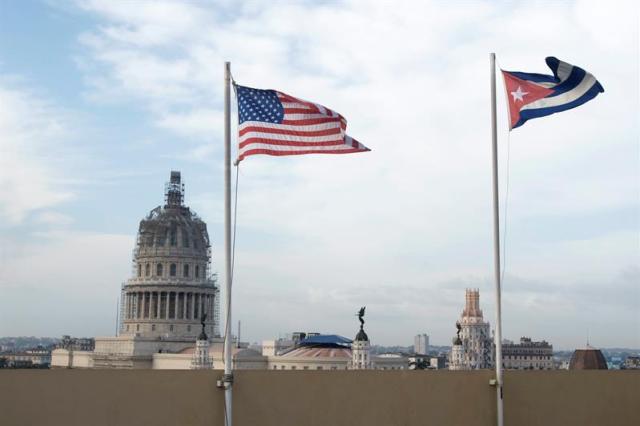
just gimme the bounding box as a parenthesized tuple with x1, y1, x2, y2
(0, 1, 638, 350)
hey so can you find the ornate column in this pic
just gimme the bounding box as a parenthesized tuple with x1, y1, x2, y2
(165, 291, 170, 319)
(174, 292, 179, 319)
(190, 292, 196, 320)
(183, 292, 188, 320)
(142, 291, 151, 319)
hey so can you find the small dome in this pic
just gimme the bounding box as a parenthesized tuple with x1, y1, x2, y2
(354, 327, 369, 342)
(569, 347, 608, 370)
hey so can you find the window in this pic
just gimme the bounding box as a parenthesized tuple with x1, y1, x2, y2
(195, 265, 200, 278)
(170, 263, 177, 277)
(138, 264, 142, 277)
(151, 324, 156, 331)
(187, 325, 191, 332)
(183, 264, 189, 277)
(182, 232, 189, 247)
(156, 263, 163, 276)
(170, 227, 177, 246)
(169, 325, 174, 332)
(291, 366, 296, 370)
(126, 325, 130, 331)
(273, 366, 277, 370)
(145, 263, 150, 277)
(317, 366, 323, 370)
(136, 324, 139, 332)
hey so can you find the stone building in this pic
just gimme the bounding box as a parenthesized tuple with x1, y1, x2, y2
(51, 171, 221, 369)
(502, 337, 553, 370)
(449, 289, 494, 370)
(119, 170, 219, 340)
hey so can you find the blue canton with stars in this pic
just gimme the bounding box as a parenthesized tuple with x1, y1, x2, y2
(236, 85, 285, 125)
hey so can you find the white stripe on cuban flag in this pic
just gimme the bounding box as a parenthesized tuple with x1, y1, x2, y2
(521, 71, 598, 111)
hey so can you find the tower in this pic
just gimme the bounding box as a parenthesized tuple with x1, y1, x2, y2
(349, 307, 371, 370)
(449, 289, 494, 370)
(191, 315, 213, 370)
(119, 171, 219, 340)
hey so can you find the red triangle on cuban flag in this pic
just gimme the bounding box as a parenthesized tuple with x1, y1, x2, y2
(501, 71, 554, 129)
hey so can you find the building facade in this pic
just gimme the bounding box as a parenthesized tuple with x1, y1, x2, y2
(414, 334, 429, 355)
(449, 289, 494, 370)
(502, 337, 553, 370)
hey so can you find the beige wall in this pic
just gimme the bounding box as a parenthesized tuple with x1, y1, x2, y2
(0, 370, 638, 426)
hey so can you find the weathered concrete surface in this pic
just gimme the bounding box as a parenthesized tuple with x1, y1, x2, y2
(1, 370, 638, 426)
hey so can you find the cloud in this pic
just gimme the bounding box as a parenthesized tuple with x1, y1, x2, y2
(0, 231, 134, 336)
(0, 78, 75, 224)
(25, 0, 638, 346)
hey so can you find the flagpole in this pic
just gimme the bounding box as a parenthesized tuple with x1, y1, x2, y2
(490, 52, 505, 426)
(223, 60, 233, 426)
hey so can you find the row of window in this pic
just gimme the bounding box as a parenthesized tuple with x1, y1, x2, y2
(126, 324, 214, 334)
(138, 262, 203, 279)
(269, 365, 406, 370)
(504, 355, 552, 360)
(142, 228, 200, 249)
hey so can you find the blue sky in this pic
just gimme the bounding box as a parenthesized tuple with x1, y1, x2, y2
(0, 0, 638, 350)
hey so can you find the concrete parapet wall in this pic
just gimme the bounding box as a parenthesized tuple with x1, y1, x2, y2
(0, 370, 638, 426)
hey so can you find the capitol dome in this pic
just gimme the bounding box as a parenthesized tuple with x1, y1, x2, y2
(119, 171, 219, 341)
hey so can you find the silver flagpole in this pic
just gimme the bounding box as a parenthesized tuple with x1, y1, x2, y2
(223, 61, 233, 426)
(490, 52, 505, 426)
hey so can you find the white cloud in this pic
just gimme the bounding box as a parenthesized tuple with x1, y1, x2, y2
(0, 79, 75, 224)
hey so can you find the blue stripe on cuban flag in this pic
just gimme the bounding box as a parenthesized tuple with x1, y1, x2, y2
(503, 57, 604, 129)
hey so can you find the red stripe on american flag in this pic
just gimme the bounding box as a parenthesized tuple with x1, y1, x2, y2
(239, 138, 345, 149)
(281, 117, 341, 126)
(238, 147, 368, 161)
(239, 126, 342, 138)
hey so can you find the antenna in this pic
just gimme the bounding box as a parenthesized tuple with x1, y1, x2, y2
(115, 295, 120, 336)
(237, 320, 241, 348)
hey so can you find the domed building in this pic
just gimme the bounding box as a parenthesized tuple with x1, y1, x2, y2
(51, 171, 221, 369)
(119, 171, 218, 340)
(569, 344, 608, 370)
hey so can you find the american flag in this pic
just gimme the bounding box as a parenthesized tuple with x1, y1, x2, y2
(235, 85, 369, 162)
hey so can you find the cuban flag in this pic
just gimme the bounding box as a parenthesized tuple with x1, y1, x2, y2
(502, 57, 604, 130)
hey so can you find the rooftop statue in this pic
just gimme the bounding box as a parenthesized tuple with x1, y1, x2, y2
(357, 306, 366, 327)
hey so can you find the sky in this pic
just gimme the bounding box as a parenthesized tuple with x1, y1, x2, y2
(0, 0, 638, 350)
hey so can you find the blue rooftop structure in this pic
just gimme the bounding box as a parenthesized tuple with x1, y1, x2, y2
(298, 334, 352, 347)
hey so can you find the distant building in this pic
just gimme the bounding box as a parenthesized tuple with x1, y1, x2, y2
(430, 356, 447, 370)
(502, 337, 553, 370)
(449, 289, 494, 370)
(623, 356, 640, 369)
(58, 335, 95, 351)
(569, 344, 608, 370)
(1, 347, 51, 368)
(414, 334, 429, 355)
